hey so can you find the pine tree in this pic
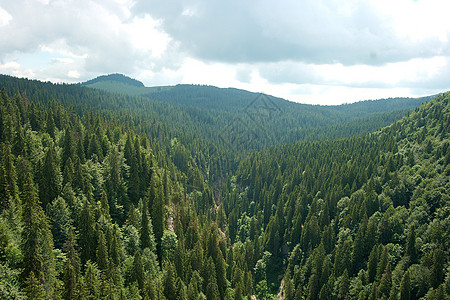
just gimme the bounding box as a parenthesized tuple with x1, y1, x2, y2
(163, 261, 177, 300)
(147, 173, 165, 262)
(61, 126, 75, 170)
(307, 272, 319, 300)
(176, 278, 188, 300)
(63, 259, 77, 300)
(38, 144, 61, 207)
(24, 271, 45, 300)
(215, 249, 227, 299)
(132, 250, 144, 291)
(376, 245, 387, 281)
(46, 110, 56, 139)
(110, 225, 122, 266)
(338, 269, 350, 300)
(96, 231, 109, 272)
(141, 199, 151, 250)
(399, 270, 411, 300)
(430, 248, 445, 288)
(20, 162, 55, 298)
(0, 144, 19, 211)
(376, 263, 392, 299)
(145, 271, 157, 300)
(367, 244, 378, 283)
(405, 225, 416, 264)
(79, 199, 96, 265)
(48, 196, 73, 249)
(63, 228, 81, 300)
(84, 261, 101, 299)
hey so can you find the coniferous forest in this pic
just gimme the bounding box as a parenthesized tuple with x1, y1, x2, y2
(0, 74, 448, 299)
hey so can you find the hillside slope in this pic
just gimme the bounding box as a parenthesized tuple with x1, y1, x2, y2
(81, 74, 432, 147)
(0, 74, 448, 299)
(227, 92, 449, 298)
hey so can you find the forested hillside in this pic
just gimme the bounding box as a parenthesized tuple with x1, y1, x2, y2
(82, 74, 433, 148)
(0, 75, 448, 299)
(228, 92, 449, 299)
(0, 85, 233, 299)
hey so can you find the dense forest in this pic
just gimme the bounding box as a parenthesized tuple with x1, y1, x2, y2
(0, 75, 448, 299)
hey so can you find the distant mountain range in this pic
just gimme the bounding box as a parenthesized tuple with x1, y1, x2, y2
(81, 73, 433, 113)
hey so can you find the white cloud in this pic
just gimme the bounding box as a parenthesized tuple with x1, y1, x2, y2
(0, 0, 450, 104)
(0, 6, 12, 26)
(0, 61, 35, 78)
(68, 70, 80, 78)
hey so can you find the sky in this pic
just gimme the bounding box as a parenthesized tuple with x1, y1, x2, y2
(1, 0, 450, 105)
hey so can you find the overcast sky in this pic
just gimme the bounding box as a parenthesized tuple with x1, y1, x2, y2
(1, 0, 449, 104)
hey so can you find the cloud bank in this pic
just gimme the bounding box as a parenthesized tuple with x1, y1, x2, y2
(1, 0, 449, 104)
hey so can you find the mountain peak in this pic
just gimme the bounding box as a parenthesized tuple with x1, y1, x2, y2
(82, 73, 144, 87)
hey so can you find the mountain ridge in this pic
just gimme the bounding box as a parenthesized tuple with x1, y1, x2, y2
(81, 73, 434, 109)
(0, 73, 448, 299)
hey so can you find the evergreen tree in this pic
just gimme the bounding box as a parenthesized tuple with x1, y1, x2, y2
(96, 231, 109, 272)
(405, 225, 416, 264)
(63, 228, 81, 300)
(63, 259, 77, 300)
(376, 263, 392, 299)
(24, 271, 45, 300)
(367, 244, 379, 283)
(0, 144, 19, 211)
(38, 144, 61, 208)
(176, 278, 188, 300)
(84, 260, 101, 299)
(399, 270, 411, 300)
(338, 269, 350, 300)
(21, 161, 55, 297)
(132, 250, 144, 291)
(48, 196, 73, 249)
(145, 271, 157, 300)
(141, 199, 151, 250)
(79, 199, 96, 265)
(430, 248, 445, 288)
(163, 261, 177, 300)
(61, 126, 75, 170)
(147, 173, 165, 262)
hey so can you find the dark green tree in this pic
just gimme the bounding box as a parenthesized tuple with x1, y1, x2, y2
(96, 231, 109, 272)
(38, 144, 61, 208)
(400, 270, 411, 300)
(163, 261, 177, 300)
(24, 271, 45, 300)
(21, 162, 55, 298)
(132, 250, 144, 291)
(405, 225, 417, 264)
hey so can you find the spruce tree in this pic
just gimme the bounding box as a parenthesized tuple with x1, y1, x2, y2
(38, 144, 61, 208)
(132, 250, 144, 291)
(79, 199, 96, 265)
(399, 270, 411, 300)
(96, 231, 109, 272)
(163, 261, 177, 300)
(141, 199, 151, 250)
(24, 271, 45, 300)
(147, 173, 164, 262)
(406, 225, 417, 264)
(21, 162, 55, 298)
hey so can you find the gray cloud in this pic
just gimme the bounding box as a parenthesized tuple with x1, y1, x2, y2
(0, 0, 161, 78)
(131, 0, 450, 66)
(1, 0, 450, 103)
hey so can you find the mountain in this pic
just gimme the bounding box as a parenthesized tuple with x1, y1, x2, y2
(0, 74, 448, 299)
(230, 92, 450, 298)
(83, 73, 432, 113)
(81, 73, 433, 145)
(83, 73, 145, 87)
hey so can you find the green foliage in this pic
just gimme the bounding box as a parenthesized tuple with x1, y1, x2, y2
(0, 75, 448, 299)
(161, 230, 178, 262)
